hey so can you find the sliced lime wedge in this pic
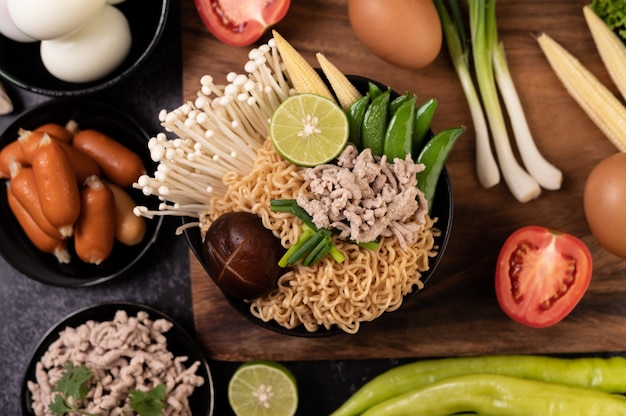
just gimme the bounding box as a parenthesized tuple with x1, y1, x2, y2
(270, 93, 349, 167)
(228, 359, 298, 416)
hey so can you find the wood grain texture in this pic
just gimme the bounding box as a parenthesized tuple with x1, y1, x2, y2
(181, 0, 626, 361)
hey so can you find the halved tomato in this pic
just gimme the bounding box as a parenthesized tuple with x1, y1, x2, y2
(495, 226, 593, 328)
(194, 0, 291, 47)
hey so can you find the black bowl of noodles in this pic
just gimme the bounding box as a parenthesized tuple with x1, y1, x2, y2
(184, 73, 454, 337)
(184, 169, 453, 337)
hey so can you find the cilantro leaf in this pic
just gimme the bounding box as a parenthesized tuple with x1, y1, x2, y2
(53, 361, 93, 402)
(48, 394, 73, 415)
(129, 384, 166, 416)
(49, 361, 95, 415)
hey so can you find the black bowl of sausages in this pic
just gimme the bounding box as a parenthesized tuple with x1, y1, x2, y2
(0, 99, 162, 287)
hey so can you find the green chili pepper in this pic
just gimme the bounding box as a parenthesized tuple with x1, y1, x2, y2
(361, 373, 626, 416)
(412, 98, 439, 155)
(383, 94, 417, 161)
(388, 91, 411, 115)
(330, 355, 626, 416)
(345, 94, 370, 149)
(416, 126, 465, 213)
(361, 89, 391, 156)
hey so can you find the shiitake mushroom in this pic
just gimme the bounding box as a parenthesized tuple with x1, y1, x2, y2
(201, 211, 286, 299)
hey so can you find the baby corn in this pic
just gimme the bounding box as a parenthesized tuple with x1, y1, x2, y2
(537, 32, 626, 152)
(584, 5, 626, 103)
(272, 30, 335, 101)
(316, 52, 362, 110)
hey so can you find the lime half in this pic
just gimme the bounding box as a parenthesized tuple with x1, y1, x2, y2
(228, 360, 298, 416)
(270, 93, 349, 167)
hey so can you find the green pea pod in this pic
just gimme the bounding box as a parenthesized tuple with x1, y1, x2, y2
(345, 94, 370, 149)
(361, 89, 391, 156)
(383, 95, 417, 161)
(367, 82, 385, 99)
(412, 98, 439, 155)
(388, 91, 411, 115)
(416, 126, 465, 213)
(330, 355, 626, 416)
(362, 373, 626, 416)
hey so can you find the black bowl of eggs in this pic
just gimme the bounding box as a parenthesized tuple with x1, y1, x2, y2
(179, 64, 455, 337)
(0, 98, 162, 287)
(0, 0, 170, 96)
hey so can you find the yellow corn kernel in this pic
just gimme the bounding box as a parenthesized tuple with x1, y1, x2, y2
(537, 32, 626, 152)
(584, 5, 626, 103)
(316, 53, 362, 110)
(272, 31, 335, 101)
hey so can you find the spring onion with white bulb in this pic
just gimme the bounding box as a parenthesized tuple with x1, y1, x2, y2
(435, 0, 561, 202)
(434, 0, 499, 189)
(492, 29, 563, 190)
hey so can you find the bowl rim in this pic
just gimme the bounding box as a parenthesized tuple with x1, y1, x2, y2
(20, 301, 215, 416)
(0, 0, 170, 97)
(0, 97, 164, 287)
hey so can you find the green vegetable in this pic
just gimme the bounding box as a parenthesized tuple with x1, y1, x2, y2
(416, 126, 465, 213)
(346, 94, 370, 148)
(434, 0, 499, 189)
(48, 360, 166, 416)
(361, 88, 391, 156)
(129, 384, 167, 416)
(361, 373, 626, 416)
(270, 199, 345, 266)
(590, 0, 626, 41)
(49, 362, 95, 416)
(287, 228, 326, 264)
(388, 91, 411, 115)
(330, 355, 626, 416)
(411, 98, 438, 155)
(367, 81, 385, 99)
(435, 0, 561, 202)
(383, 94, 417, 160)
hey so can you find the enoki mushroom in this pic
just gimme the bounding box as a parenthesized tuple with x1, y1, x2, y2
(133, 39, 293, 234)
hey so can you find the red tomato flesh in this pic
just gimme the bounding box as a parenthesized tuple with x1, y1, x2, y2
(194, 0, 291, 47)
(495, 226, 592, 328)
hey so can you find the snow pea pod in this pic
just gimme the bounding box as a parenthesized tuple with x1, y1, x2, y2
(416, 126, 465, 213)
(361, 89, 391, 156)
(367, 81, 385, 99)
(330, 355, 626, 416)
(388, 91, 411, 115)
(412, 98, 439, 155)
(383, 95, 417, 161)
(361, 373, 626, 416)
(346, 93, 370, 149)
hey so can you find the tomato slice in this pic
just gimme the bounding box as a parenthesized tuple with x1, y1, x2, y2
(495, 226, 593, 328)
(194, 0, 291, 47)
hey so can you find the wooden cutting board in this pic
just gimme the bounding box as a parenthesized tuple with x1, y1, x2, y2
(181, 0, 626, 362)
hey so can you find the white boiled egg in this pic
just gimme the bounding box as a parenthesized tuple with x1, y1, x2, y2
(0, 0, 35, 42)
(7, 0, 106, 40)
(40, 5, 131, 83)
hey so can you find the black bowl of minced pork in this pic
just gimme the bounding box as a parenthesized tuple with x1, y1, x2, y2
(184, 74, 454, 337)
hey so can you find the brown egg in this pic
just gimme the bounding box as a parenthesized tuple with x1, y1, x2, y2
(583, 152, 626, 258)
(201, 211, 286, 299)
(348, 0, 442, 69)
